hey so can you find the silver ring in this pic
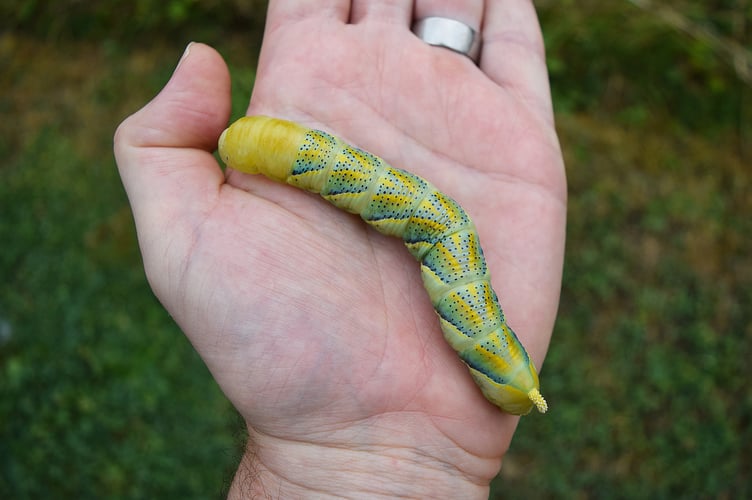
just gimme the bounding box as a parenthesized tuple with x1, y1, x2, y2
(411, 17, 481, 63)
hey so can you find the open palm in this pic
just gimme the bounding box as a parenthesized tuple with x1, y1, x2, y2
(115, 1, 565, 496)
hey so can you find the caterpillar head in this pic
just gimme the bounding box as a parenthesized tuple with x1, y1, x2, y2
(218, 115, 308, 182)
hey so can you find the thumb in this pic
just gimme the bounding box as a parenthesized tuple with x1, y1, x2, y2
(115, 42, 232, 152)
(114, 41, 231, 201)
(113, 42, 232, 288)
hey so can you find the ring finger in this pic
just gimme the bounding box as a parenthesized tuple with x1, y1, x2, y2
(412, 0, 484, 62)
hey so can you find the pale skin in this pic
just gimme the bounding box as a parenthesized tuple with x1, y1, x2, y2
(114, 0, 566, 498)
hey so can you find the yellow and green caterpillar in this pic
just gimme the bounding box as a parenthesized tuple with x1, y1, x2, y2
(218, 116, 547, 415)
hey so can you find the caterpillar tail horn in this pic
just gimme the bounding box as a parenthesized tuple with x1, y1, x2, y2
(528, 388, 548, 414)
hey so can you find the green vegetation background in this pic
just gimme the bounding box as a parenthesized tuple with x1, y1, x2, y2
(1, 0, 750, 497)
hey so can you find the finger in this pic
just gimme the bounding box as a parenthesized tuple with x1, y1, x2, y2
(350, 0, 413, 25)
(114, 42, 231, 248)
(266, 0, 351, 25)
(116, 43, 230, 151)
(413, 0, 484, 29)
(480, 0, 554, 119)
(411, 0, 484, 65)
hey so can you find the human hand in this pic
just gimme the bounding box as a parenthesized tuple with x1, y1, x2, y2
(114, 1, 565, 497)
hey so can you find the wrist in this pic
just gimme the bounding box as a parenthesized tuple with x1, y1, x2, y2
(228, 417, 499, 499)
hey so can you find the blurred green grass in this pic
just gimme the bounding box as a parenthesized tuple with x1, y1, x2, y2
(1, 1, 750, 498)
(0, 27, 261, 499)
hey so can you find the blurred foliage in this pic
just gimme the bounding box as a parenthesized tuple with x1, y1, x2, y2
(0, 0, 269, 42)
(1, 0, 751, 498)
(539, 0, 751, 139)
(496, 114, 751, 497)
(0, 32, 257, 498)
(496, 1, 752, 496)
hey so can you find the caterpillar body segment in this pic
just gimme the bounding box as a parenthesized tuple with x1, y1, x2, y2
(218, 116, 547, 415)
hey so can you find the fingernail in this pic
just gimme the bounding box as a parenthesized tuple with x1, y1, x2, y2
(175, 41, 194, 72)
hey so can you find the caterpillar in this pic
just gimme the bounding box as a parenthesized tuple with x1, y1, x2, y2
(218, 116, 547, 415)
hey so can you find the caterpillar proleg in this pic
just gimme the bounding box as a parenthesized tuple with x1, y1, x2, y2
(218, 116, 547, 415)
